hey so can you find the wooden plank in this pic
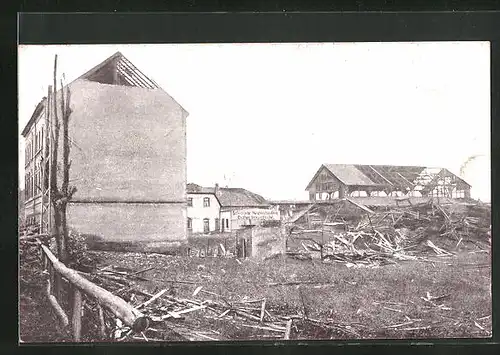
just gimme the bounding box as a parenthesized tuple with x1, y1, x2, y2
(284, 319, 293, 339)
(72, 288, 83, 341)
(137, 289, 167, 309)
(97, 303, 106, 339)
(260, 299, 267, 322)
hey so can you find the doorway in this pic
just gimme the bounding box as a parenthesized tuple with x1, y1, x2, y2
(203, 218, 210, 234)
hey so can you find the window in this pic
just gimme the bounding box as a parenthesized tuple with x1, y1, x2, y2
(187, 218, 192, 230)
(203, 197, 210, 207)
(215, 218, 220, 231)
(226, 219, 229, 228)
(187, 197, 193, 207)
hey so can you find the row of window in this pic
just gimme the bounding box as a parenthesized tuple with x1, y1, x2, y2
(187, 218, 230, 231)
(430, 187, 466, 198)
(25, 216, 38, 227)
(25, 128, 45, 164)
(25, 163, 43, 200)
(187, 197, 211, 207)
(316, 182, 336, 191)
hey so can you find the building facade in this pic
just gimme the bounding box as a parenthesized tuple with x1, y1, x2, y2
(306, 164, 472, 201)
(21, 52, 188, 247)
(186, 183, 278, 234)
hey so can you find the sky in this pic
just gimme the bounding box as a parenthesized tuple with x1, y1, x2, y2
(18, 42, 491, 202)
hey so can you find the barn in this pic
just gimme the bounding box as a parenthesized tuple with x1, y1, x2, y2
(21, 52, 188, 249)
(306, 164, 472, 201)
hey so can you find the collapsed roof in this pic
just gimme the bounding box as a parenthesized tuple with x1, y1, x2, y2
(306, 164, 471, 194)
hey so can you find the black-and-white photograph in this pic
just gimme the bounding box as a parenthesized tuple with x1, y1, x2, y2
(18, 42, 491, 342)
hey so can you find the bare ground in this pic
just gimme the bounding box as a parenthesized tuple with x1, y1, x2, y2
(19, 241, 491, 342)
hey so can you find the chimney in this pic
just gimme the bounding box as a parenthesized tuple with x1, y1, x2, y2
(215, 183, 220, 196)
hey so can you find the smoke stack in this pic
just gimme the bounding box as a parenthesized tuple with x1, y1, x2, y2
(215, 183, 220, 196)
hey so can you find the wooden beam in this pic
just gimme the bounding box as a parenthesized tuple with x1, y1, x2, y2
(284, 319, 293, 340)
(120, 56, 158, 88)
(97, 303, 106, 339)
(72, 288, 83, 341)
(46, 277, 69, 328)
(368, 165, 394, 185)
(39, 242, 149, 331)
(117, 60, 154, 89)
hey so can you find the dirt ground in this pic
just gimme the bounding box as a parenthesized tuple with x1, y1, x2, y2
(21, 248, 491, 342)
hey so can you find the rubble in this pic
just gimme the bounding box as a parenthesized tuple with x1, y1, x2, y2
(288, 199, 491, 267)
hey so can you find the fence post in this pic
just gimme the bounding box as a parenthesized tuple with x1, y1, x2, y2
(72, 288, 82, 341)
(97, 303, 106, 340)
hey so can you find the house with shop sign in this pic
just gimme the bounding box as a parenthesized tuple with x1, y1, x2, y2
(186, 183, 279, 234)
(306, 164, 471, 201)
(21, 51, 188, 249)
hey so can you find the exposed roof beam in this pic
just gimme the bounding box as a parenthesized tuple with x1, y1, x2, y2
(396, 172, 415, 188)
(117, 62, 151, 88)
(120, 56, 159, 89)
(368, 165, 394, 185)
(117, 61, 153, 89)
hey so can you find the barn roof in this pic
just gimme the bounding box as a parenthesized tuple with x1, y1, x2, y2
(324, 164, 378, 186)
(305, 164, 471, 190)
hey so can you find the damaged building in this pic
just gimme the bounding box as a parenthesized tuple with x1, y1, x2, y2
(306, 164, 471, 202)
(21, 52, 188, 249)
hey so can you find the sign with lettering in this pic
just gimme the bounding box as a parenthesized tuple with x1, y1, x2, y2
(233, 208, 280, 220)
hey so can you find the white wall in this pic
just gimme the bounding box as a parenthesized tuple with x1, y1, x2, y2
(187, 193, 221, 233)
(220, 210, 232, 232)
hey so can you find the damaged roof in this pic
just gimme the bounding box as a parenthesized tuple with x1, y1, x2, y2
(324, 164, 378, 186)
(187, 183, 269, 207)
(21, 51, 187, 137)
(306, 164, 471, 190)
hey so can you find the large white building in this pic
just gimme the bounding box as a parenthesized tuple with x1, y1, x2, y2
(186, 183, 279, 234)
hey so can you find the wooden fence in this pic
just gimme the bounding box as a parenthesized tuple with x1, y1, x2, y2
(35, 238, 150, 341)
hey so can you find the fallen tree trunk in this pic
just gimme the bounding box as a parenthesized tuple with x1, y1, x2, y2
(39, 242, 149, 332)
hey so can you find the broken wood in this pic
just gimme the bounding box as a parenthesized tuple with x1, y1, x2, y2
(46, 277, 69, 328)
(192, 286, 203, 297)
(284, 319, 293, 339)
(130, 266, 155, 276)
(72, 288, 83, 341)
(137, 289, 167, 309)
(39, 242, 148, 331)
(260, 299, 266, 322)
(97, 303, 106, 339)
(239, 324, 286, 333)
(161, 305, 206, 320)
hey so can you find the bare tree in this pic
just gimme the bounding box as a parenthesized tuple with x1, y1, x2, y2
(50, 54, 77, 263)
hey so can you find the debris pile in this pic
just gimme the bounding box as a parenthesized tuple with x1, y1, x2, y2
(291, 199, 491, 267)
(77, 263, 358, 341)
